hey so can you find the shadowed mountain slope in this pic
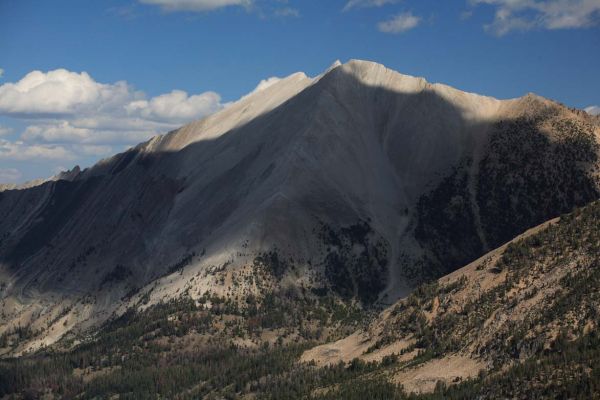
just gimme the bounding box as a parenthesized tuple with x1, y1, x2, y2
(302, 199, 600, 397)
(0, 60, 598, 354)
(2, 190, 600, 399)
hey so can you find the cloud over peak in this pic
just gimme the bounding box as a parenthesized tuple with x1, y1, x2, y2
(125, 90, 222, 123)
(251, 77, 282, 93)
(378, 12, 421, 33)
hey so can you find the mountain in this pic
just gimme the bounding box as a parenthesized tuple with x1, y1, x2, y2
(300, 200, 600, 398)
(2, 191, 599, 399)
(0, 60, 599, 358)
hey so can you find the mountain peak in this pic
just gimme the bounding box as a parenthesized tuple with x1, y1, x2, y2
(313, 58, 429, 98)
(326, 59, 342, 72)
(343, 59, 424, 80)
(1, 59, 598, 363)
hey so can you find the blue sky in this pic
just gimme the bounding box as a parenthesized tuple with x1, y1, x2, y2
(0, 0, 599, 183)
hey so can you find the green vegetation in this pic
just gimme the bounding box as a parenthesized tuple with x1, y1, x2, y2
(100, 264, 132, 287)
(253, 250, 289, 279)
(0, 325, 37, 349)
(392, 199, 600, 398)
(166, 252, 197, 275)
(3, 200, 600, 398)
(311, 375, 405, 400)
(319, 221, 389, 303)
(414, 159, 483, 281)
(412, 113, 599, 286)
(0, 287, 367, 399)
(416, 330, 600, 400)
(478, 115, 598, 249)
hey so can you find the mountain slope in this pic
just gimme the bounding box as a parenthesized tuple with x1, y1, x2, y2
(2, 199, 599, 399)
(0, 60, 599, 354)
(302, 199, 600, 397)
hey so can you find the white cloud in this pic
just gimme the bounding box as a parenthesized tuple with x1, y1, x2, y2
(0, 139, 75, 161)
(238, 76, 283, 101)
(138, 0, 251, 12)
(251, 77, 282, 93)
(125, 90, 222, 123)
(0, 67, 292, 175)
(585, 105, 600, 115)
(0, 69, 134, 117)
(0, 168, 22, 182)
(378, 12, 421, 33)
(343, 0, 401, 11)
(471, 0, 600, 35)
(22, 122, 91, 143)
(0, 69, 223, 143)
(0, 69, 223, 124)
(0, 68, 226, 164)
(0, 69, 4, 79)
(20, 119, 174, 145)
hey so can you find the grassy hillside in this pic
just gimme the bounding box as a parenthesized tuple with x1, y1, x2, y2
(305, 198, 600, 398)
(2, 199, 600, 399)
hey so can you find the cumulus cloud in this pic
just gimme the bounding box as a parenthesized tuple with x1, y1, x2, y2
(0, 67, 286, 178)
(585, 105, 600, 116)
(252, 77, 282, 93)
(378, 12, 421, 33)
(0, 168, 22, 182)
(125, 90, 222, 123)
(138, 0, 251, 12)
(19, 121, 156, 145)
(471, 0, 600, 35)
(19, 118, 182, 145)
(0, 139, 75, 161)
(237, 76, 283, 101)
(343, 0, 401, 11)
(0, 69, 223, 124)
(0, 69, 133, 117)
(21, 122, 90, 143)
(0, 69, 223, 143)
(0, 68, 226, 165)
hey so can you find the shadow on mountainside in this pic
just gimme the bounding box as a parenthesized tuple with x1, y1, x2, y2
(0, 66, 597, 312)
